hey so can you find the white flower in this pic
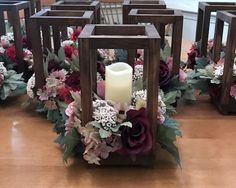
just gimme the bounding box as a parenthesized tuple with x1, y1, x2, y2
(0, 62, 7, 75)
(133, 65, 143, 81)
(27, 74, 35, 98)
(92, 99, 118, 130)
(132, 89, 147, 105)
(67, 27, 74, 39)
(61, 40, 74, 47)
(0, 47, 5, 54)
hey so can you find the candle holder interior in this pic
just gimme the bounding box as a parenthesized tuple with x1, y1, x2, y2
(7, 0, 41, 14)
(79, 24, 160, 165)
(195, 1, 236, 57)
(30, 9, 94, 89)
(122, 0, 166, 24)
(211, 10, 236, 114)
(128, 8, 183, 76)
(0, 1, 31, 73)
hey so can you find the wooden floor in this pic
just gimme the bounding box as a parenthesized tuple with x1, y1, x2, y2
(1, 41, 236, 188)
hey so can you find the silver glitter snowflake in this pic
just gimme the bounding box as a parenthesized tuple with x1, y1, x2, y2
(93, 100, 118, 131)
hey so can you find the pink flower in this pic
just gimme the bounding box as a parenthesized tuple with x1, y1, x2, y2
(65, 102, 75, 117)
(179, 69, 187, 82)
(166, 57, 173, 71)
(97, 81, 105, 99)
(230, 85, 236, 99)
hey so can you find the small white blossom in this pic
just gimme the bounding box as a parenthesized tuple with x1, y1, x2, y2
(27, 74, 35, 98)
(93, 99, 118, 130)
(0, 47, 5, 53)
(133, 65, 143, 81)
(61, 40, 74, 47)
(0, 62, 7, 75)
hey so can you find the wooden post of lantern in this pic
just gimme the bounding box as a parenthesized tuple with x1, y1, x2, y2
(79, 24, 160, 166)
(212, 11, 236, 114)
(128, 8, 183, 76)
(30, 10, 94, 89)
(0, 1, 31, 73)
(195, 2, 236, 57)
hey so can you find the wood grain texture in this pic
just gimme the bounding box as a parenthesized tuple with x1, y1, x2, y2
(1, 40, 236, 187)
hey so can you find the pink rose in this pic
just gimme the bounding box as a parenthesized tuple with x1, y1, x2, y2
(179, 69, 187, 82)
(97, 81, 105, 99)
(65, 102, 74, 117)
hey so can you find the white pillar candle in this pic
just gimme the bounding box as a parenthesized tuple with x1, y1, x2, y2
(105, 62, 133, 105)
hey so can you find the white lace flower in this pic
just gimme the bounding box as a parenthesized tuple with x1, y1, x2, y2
(97, 72, 103, 81)
(93, 99, 118, 130)
(133, 64, 143, 81)
(27, 74, 35, 98)
(132, 89, 147, 105)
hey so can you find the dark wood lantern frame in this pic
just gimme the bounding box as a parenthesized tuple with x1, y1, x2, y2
(79, 24, 160, 165)
(51, 0, 101, 24)
(212, 11, 236, 114)
(195, 1, 236, 57)
(7, 0, 41, 15)
(122, 0, 166, 24)
(128, 8, 183, 76)
(30, 9, 94, 88)
(0, 1, 31, 72)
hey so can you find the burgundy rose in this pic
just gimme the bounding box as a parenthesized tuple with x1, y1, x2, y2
(71, 27, 82, 42)
(65, 71, 80, 91)
(22, 35, 29, 48)
(121, 108, 152, 155)
(5, 45, 19, 65)
(97, 61, 105, 78)
(58, 87, 73, 104)
(159, 60, 171, 86)
(187, 45, 200, 69)
(64, 45, 73, 58)
(48, 59, 62, 73)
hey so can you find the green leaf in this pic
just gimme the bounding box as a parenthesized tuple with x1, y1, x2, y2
(132, 78, 144, 92)
(63, 128, 81, 162)
(163, 91, 179, 105)
(99, 128, 112, 138)
(58, 47, 66, 62)
(157, 124, 181, 166)
(195, 57, 209, 69)
(160, 41, 171, 62)
(47, 109, 61, 123)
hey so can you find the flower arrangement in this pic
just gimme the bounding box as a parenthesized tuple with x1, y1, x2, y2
(0, 32, 33, 100)
(26, 32, 187, 166)
(184, 40, 236, 101)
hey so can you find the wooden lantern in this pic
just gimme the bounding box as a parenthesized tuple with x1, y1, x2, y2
(7, 0, 41, 14)
(122, 0, 166, 24)
(128, 8, 183, 76)
(79, 24, 160, 165)
(195, 2, 236, 57)
(30, 9, 94, 88)
(212, 11, 236, 114)
(51, 0, 101, 24)
(0, 1, 31, 72)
